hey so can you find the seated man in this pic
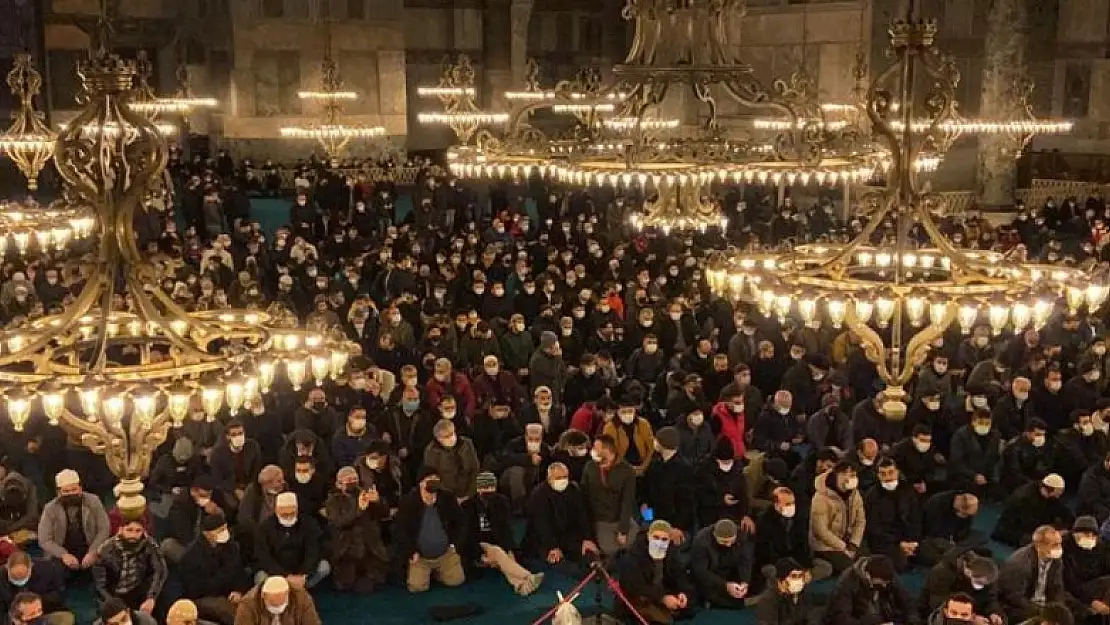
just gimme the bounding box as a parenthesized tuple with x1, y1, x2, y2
(998, 525, 1078, 623)
(38, 470, 110, 574)
(618, 520, 695, 624)
(253, 492, 330, 589)
(863, 457, 922, 571)
(497, 423, 552, 510)
(1061, 515, 1110, 619)
(1077, 449, 1110, 523)
(179, 514, 252, 625)
(235, 465, 286, 554)
(992, 474, 1074, 547)
(1000, 418, 1053, 492)
(522, 462, 597, 576)
(8, 591, 70, 625)
(809, 461, 866, 575)
(92, 517, 167, 614)
(755, 558, 820, 625)
(460, 472, 543, 595)
(920, 491, 984, 565)
(324, 467, 390, 594)
(233, 576, 321, 625)
(918, 547, 1004, 623)
(0, 552, 73, 625)
(927, 593, 978, 625)
(92, 597, 156, 625)
(755, 487, 832, 593)
(0, 461, 38, 546)
(689, 519, 753, 609)
(824, 555, 918, 625)
(161, 474, 231, 564)
(393, 466, 466, 593)
(890, 425, 944, 497)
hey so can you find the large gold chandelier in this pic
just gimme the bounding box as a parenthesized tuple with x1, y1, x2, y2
(0, 17, 356, 514)
(706, 1, 1099, 417)
(279, 2, 385, 155)
(421, 0, 916, 233)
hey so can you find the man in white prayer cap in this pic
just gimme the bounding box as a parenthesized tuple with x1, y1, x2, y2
(38, 469, 110, 571)
(252, 492, 330, 589)
(233, 574, 322, 625)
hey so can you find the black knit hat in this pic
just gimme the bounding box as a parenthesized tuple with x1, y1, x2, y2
(714, 437, 735, 461)
(200, 513, 227, 533)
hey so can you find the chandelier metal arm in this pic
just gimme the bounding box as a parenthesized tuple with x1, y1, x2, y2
(123, 272, 215, 361)
(797, 193, 897, 281)
(88, 263, 118, 375)
(55, 406, 126, 476)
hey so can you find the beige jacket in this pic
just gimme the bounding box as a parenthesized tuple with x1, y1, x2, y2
(808, 470, 866, 553)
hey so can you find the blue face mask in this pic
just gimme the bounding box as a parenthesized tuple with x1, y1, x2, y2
(402, 400, 420, 413)
(648, 538, 670, 560)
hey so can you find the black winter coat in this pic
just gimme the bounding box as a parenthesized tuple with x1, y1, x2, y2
(254, 515, 324, 576)
(641, 455, 697, 532)
(179, 538, 252, 599)
(991, 482, 1074, 547)
(824, 558, 919, 625)
(459, 493, 515, 562)
(862, 482, 922, 551)
(1077, 462, 1110, 522)
(522, 482, 592, 558)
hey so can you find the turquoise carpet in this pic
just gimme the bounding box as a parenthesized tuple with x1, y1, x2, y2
(59, 505, 1007, 625)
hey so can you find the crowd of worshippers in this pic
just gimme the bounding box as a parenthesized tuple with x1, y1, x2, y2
(0, 153, 1109, 625)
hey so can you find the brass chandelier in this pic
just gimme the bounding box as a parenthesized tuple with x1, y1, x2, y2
(0, 55, 96, 252)
(706, 1, 1100, 417)
(0, 10, 357, 515)
(419, 0, 910, 233)
(279, 0, 386, 155)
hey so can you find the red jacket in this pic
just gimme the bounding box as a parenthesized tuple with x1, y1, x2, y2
(569, 402, 605, 438)
(425, 373, 477, 421)
(711, 401, 746, 458)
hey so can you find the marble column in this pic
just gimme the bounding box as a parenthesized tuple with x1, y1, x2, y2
(510, 0, 533, 84)
(482, 0, 513, 109)
(974, 0, 1029, 214)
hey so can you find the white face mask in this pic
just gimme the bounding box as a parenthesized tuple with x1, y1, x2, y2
(973, 424, 991, 436)
(779, 504, 796, 518)
(1090, 370, 1103, 382)
(1081, 424, 1095, 436)
(913, 439, 931, 453)
(971, 396, 989, 408)
(925, 400, 941, 411)
(842, 476, 859, 491)
(1032, 435, 1046, 447)
(717, 461, 733, 472)
(881, 480, 899, 491)
(776, 406, 791, 415)
(1014, 391, 1029, 401)
(786, 578, 805, 594)
(859, 457, 874, 467)
(551, 478, 569, 492)
(278, 515, 297, 528)
(229, 435, 245, 449)
(526, 441, 542, 453)
(1078, 536, 1098, 550)
(215, 529, 231, 544)
(689, 413, 704, 427)
(590, 449, 603, 463)
(619, 412, 636, 425)
(295, 472, 312, 484)
(266, 602, 288, 615)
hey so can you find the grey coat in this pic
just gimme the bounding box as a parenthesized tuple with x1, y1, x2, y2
(37, 493, 110, 558)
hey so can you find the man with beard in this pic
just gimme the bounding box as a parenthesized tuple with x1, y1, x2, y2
(38, 470, 110, 575)
(92, 519, 167, 613)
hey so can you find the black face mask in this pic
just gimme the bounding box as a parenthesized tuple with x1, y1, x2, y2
(60, 494, 82, 507)
(424, 478, 441, 493)
(312, 400, 326, 411)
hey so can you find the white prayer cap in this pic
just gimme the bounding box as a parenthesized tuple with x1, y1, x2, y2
(275, 491, 298, 508)
(55, 469, 80, 488)
(262, 575, 289, 594)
